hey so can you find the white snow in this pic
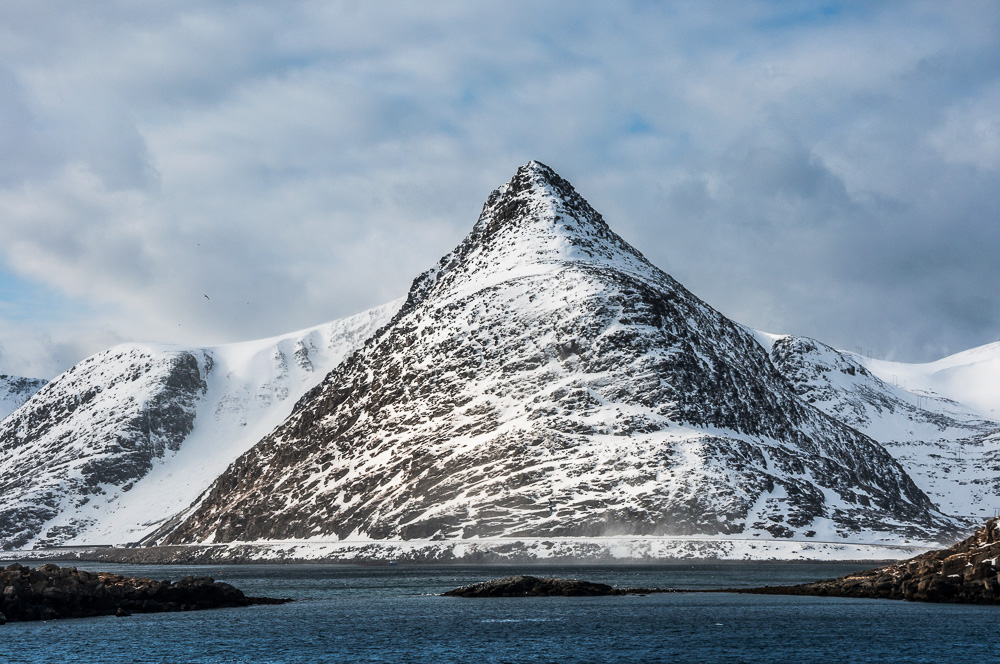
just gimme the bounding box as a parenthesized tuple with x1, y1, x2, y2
(747, 328, 787, 354)
(8, 536, 939, 564)
(863, 341, 1000, 419)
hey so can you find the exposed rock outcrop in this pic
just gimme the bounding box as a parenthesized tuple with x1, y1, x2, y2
(0, 562, 289, 622)
(443, 575, 674, 597)
(735, 518, 1000, 604)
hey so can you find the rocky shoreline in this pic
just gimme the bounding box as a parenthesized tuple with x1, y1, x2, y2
(443, 575, 676, 597)
(730, 518, 1000, 604)
(444, 520, 1000, 605)
(0, 563, 290, 623)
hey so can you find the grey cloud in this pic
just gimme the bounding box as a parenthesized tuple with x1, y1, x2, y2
(1, 1, 1000, 376)
(720, 128, 852, 212)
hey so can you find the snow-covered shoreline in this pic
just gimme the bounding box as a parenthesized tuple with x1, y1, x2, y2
(4, 535, 945, 565)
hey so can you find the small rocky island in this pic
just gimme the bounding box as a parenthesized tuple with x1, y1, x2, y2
(735, 518, 1000, 604)
(0, 563, 290, 623)
(443, 575, 674, 597)
(446, 519, 1000, 606)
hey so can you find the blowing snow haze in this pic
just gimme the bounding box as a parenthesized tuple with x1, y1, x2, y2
(1, 2, 999, 379)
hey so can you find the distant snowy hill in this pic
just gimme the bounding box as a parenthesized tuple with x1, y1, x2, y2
(0, 302, 399, 550)
(867, 341, 1000, 420)
(767, 335, 1000, 524)
(156, 161, 955, 551)
(0, 374, 47, 420)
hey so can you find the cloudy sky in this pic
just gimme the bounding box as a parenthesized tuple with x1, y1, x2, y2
(1, 1, 998, 378)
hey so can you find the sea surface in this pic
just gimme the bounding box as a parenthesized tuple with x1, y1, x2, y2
(3, 561, 996, 663)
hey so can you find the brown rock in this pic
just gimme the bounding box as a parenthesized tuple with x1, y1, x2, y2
(0, 563, 292, 623)
(732, 517, 1000, 605)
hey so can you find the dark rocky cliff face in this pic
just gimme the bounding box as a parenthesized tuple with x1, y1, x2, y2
(159, 162, 955, 546)
(0, 348, 206, 550)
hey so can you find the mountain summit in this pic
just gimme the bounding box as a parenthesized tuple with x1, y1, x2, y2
(157, 163, 954, 548)
(402, 160, 651, 312)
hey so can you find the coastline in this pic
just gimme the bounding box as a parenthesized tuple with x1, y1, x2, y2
(1, 535, 941, 565)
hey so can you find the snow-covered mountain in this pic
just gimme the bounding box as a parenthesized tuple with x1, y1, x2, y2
(766, 335, 1000, 524)
(6, 162, 995, 561)
(156, 161, 955, 550)
(0, 302, 399, 550)
(0, 374, 47, 420)
(869, 341, 1000, 421)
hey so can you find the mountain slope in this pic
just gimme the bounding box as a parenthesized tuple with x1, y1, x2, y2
(0, 302, 399, 550)
(0, 374, 47, 420)
(767, 335, 1000, 524)
(866, 341, 1000, 421)
(158, 161, 955, 548)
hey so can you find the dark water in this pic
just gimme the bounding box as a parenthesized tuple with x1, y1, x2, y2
(3, 561, 997, 663)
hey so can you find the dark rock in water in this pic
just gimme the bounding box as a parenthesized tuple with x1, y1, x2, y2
(443, 575, 674, 597)
(444, 575, 619, 597)
(731, 517, 1000, 604)
(0, 562, 291, 622)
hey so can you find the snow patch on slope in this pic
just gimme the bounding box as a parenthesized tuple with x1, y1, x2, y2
(14, 537, 940, 564)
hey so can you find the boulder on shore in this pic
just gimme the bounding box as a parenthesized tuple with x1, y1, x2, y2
(443, 575, 673, 597)
(0, 562, 290, 622)
(734, 517, 1000, 604)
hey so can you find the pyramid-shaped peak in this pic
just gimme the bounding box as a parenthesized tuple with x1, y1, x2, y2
(472, 161, 649, 256)
(479, 161, 651, 263)
(514, 159, 564, 187)
(400, 162, 657, 311)
(484, 160, 593, 223)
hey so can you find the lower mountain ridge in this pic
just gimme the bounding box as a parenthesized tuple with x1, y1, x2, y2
(153, 162, 958, 550)
(0, 302, 399, 550)
(0, 374, 47, 420)
(767, 335, 1000, 525)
